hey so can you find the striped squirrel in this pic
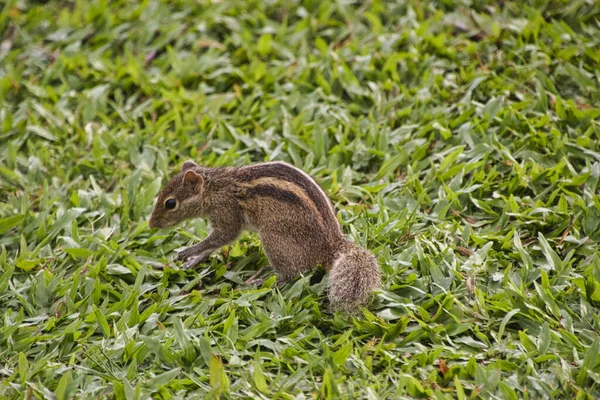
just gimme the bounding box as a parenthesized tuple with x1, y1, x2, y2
(148, 160, 381, 312)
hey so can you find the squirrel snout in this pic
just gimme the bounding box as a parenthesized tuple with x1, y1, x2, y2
(148, 216, 159, 229)
(149, 215, 169, 229)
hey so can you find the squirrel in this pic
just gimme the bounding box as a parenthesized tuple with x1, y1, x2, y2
(148, 160, 381, 312)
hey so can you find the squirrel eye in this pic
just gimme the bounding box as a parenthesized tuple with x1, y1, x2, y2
(165, 199, 177, 210)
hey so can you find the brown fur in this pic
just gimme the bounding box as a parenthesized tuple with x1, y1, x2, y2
(149, 160, 381, 312)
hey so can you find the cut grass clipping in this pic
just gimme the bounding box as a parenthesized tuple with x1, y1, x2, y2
(1, 0, 600, 399)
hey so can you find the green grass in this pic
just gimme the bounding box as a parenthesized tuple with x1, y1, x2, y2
(1, 0, 600, 398)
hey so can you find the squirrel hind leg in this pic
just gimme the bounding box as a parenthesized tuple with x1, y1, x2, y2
(259, 225, 326, 284)
(328, 242, 381, 314)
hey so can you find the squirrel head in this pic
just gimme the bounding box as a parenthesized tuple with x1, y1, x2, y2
(149, 160, 205, 229)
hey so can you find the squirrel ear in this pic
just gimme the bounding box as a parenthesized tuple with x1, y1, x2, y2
(183, 169, 203, 186)
(181, 160, 197, 171)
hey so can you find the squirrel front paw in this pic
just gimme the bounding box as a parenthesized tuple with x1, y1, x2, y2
(175, 249, 192, 262)
(181, 256, 206, 270)
(175, 248, 210, 269)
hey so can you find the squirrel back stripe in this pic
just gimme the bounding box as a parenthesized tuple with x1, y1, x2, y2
(239, 177, 324, 224)
(243, 183, 301, 205)
(238, 162, 339, 233)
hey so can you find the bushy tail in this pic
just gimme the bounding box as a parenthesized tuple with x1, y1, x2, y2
(328, 241, 381, 313)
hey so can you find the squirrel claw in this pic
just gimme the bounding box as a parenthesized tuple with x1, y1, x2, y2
(174, 251, 190, 262)
(181, 256, 204, 270)
(176, 249, 211, 269)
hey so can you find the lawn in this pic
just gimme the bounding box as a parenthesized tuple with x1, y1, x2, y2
(1, 0, 600, 398)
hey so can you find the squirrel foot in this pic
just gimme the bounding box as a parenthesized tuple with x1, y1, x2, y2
(176, 247, 212, 269)
(178, 251, 211, 270)
(246, 277, 266, 286)
(175, 248, 196, 262)
(181, 255, 206, 270)
(244, 266, 267, 285)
